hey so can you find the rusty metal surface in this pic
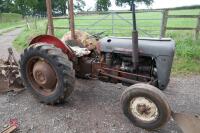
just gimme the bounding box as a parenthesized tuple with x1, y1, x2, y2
(76, 55, 153, 85)
(1, 119, 19, 133)
(0, 48, 24, 93)
(75, 57, 94, 78)
(27, 57, 57, 96)
(172, 112, 200, 133)
(33, 61, 57, 90)
(99, 71, 139, 84)
(99, 66, 151, 84)
(102, 67, 152, 80)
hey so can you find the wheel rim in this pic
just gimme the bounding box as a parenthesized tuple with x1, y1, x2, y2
(130, 97, 159, 122)
(26, 57, 57, 96)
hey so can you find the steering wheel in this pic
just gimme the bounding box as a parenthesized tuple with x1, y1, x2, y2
(89, 31, 106, 40)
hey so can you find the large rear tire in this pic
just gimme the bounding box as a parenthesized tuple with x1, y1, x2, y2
(20, 43, 75, 104)
(121, 83, 171, 130)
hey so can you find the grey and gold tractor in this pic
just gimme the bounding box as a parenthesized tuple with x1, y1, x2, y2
(18, 0, 200, 132)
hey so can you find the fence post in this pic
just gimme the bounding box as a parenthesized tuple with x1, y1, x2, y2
(160, 9, 168, 38)
(195, 13, 200, 40)
(26, 16, 30, 30)
(34, 17, 37, 29)
(45, 22, 48, 34)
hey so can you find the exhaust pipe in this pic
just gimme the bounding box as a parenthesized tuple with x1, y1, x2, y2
(131, 0, 139, 70)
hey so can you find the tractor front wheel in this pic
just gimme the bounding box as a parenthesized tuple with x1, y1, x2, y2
(121, 83, 171, 130)
(20, 43, 75, 104)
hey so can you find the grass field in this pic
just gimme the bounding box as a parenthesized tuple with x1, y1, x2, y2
(52, 9, 200, 37)
(13, 9, 200, 74)
(0, 13, 24, 30)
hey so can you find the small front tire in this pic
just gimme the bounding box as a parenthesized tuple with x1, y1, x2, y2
(121, 83, 171, 130)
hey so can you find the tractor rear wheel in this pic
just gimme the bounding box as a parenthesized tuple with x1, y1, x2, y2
(121, 83, 171, 130)
(20, 43, 75, 104)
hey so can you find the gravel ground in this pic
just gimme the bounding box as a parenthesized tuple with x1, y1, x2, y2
(0, 29, 200, 133)
(0, 77, 200, 133)
(0, 28, 22, 59)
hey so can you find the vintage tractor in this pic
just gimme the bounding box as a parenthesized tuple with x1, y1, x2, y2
(18, 0, 178, 131)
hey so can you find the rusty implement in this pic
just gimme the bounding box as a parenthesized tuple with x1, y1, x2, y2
(172, 112, 200, 133)
(1, 119, 19, 133)
(0, 48, 24, 93)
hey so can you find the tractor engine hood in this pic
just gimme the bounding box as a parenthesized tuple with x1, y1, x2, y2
(99, 37, 175, 57)
(99, 37, 175, 90)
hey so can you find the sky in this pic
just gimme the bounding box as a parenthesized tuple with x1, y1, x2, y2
(84, 0, 200, 10)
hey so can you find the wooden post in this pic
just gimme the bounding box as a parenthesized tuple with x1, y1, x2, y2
(45, 22, 48, 34)
(46, 0, 54, 35)
(69, 0, 75, 40)
(195, 13, 200, 40)
(26, 16, 30, 30)
(160, 9, 168, 38)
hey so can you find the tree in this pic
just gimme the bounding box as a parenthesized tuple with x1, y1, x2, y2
(52, 0, 86, 15)
(96, 0, 111, 11)
(74, 0, 86, 12)
(14, 0, 38, 16)
(0, 0, 86, 17)
(0, 0, 5, 12)
(0, 0, 16, 13)
(52, 0, 67, 15)
(34, 0, 46, 16)
(116, 0, 154, 10)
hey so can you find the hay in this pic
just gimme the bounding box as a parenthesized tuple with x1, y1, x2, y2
(61, 30, 98, 50)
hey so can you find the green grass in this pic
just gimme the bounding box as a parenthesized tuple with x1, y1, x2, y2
(13, 19, 47, 51)
(52, 9, 200, 37)
(0, 21, 25, 31)
(0, 13, 22, 22)
(13, 9, 200, 75)
(0, 13, 24, 30)
(172, 36, 200, 75)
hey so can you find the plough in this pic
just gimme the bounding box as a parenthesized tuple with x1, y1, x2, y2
(0, 48, 23, 93)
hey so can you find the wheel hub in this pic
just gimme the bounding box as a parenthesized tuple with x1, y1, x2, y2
(35, 71, 46, 83)
(33, 61, 57, 90)
(130, 97, 159, 122)
(136, 104, 151, 115)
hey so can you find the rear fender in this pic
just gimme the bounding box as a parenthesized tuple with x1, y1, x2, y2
(29, 35, 76, 61)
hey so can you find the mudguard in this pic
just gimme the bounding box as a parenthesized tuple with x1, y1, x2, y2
(29, 35, 76, 61)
